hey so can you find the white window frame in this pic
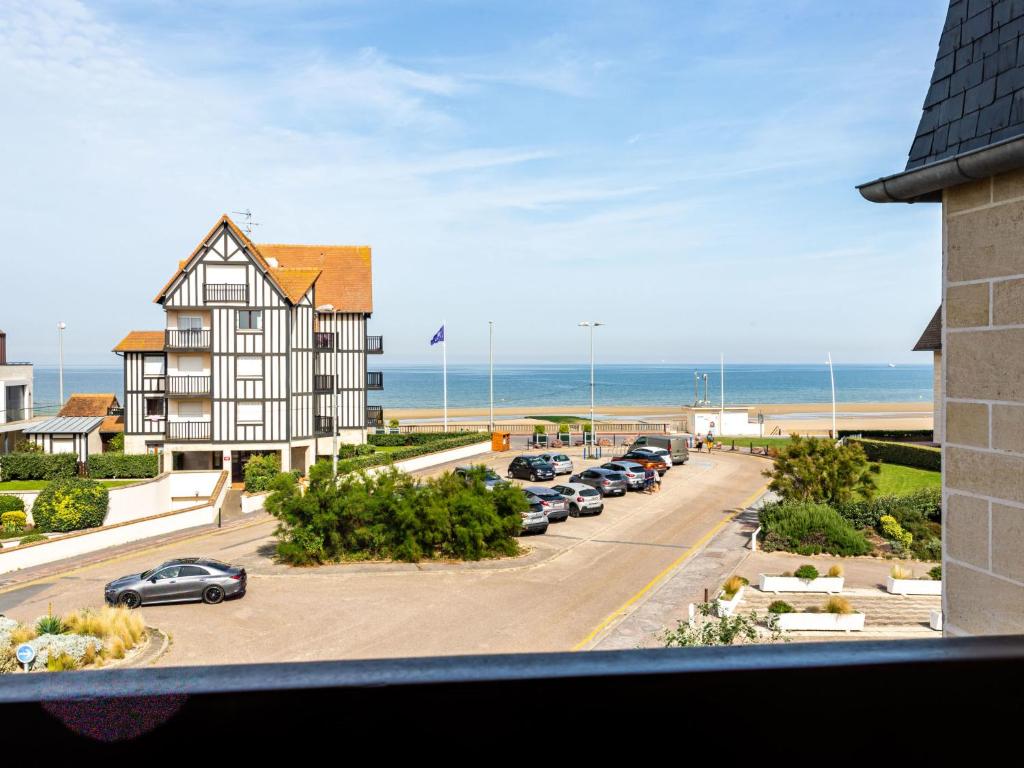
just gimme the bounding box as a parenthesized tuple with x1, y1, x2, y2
(145, 397, 165, 420)
(237, 356, 262, 379)
(237, 310, 263, 332)
(236, 402, 262, 424)
(178, 315, 203, 331)
(143, 355, 166, 376)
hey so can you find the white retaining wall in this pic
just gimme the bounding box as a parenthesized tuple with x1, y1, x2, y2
(241, 491, 270, 515)
(389, 441, 492, 474)
(0, 472, 229, 575)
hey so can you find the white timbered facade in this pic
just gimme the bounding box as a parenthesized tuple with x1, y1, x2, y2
(113, 215, 381, 480)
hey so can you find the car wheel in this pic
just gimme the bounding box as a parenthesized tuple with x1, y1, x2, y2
(570, 504, 579, 517)
(203, 585, 225, 605)
(538, 525, 549, 535)
(118, 591, 142, 610)
(530, 473, 537, 482)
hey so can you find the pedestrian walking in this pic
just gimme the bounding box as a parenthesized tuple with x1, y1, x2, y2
(643, 467, 656, 492)
(696, 434, 704, 453)
(707, 431, 715, 451)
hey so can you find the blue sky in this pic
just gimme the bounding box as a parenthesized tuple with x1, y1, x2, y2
(0, 0, 947, 365)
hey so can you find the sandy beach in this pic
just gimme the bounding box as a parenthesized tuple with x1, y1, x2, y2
(384, 402, 933, 435)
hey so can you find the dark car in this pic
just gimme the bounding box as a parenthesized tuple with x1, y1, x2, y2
(104, 558, 247, 608)
(569, 467, 628, 497)
(602, 461, 647, 490)
(523, 486, 570, 522)
(612, 451, 668, 476)
(507, 455, 556, 482)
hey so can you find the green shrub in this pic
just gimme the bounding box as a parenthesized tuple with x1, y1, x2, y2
(880, 514, 913, 550)
(36, 614, 66, 636)
(107, 432, 125, 453)
(837, 430, 934, 442)
(0, 495, 25, 514)
(794, 564, 819, 581)
(86, 453, 158, 479)
(243, 453, 281, 493)
(764, 435, 879, 503)
(1, 510, 27, 532)
(30, 478, 109, 533)
(929, 565, 942, 580)
(758, 500, 871, 556)
(767, 601, 794, 614)
(368, 432, 481, 447)
(834, 489, 941, 529)
(0, 452, 77, 481)
(337, 443, 377, 459)
(337, 434, 488, 473)
(19, 533, 47, 545)
(848, 438, 941, 472)
(267, 462, 523, 564)
(824, 596, 854, 614)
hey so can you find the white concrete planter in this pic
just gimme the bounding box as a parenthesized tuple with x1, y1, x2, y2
(759, 574, 844, 594)
(776, 612, 865, 632)
(716, 586, 745, 617)
(886, 577, 942, 596)
(241, 491, 270, 515)
(929, 610, 943, 631)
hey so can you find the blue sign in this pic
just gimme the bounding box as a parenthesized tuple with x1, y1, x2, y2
(15, 643, 35, 665)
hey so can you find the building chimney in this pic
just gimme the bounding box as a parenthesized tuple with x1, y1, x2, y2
(0, 330, 6, 365)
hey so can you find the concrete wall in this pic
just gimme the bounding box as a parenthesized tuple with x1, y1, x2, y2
(942, 172, 1024, 635)
(0, 472, 228, 575)
(386, 441, 491, 474)
(933, 350, 943, 443)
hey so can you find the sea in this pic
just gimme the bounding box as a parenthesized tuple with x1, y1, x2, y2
(29, 363, 933, 415)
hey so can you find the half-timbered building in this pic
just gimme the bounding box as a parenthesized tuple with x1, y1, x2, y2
(113, 215, 382, 480)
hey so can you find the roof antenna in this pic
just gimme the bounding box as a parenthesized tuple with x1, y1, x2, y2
(231, 209, 260, 236)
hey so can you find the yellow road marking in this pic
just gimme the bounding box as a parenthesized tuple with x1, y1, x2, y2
(571, 483, 768, 651)
(0, 517, 273, 596)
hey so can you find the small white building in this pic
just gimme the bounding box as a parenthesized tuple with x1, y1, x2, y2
(680, 406, 761, 438)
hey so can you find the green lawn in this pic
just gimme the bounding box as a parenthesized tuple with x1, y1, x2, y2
(872, 464, 941, 496)
(0, 479, 143, 491)
(719, 436, 794, 449)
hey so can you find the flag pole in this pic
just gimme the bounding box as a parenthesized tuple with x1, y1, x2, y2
(443, 320, 448, 431)
(828, 352, 837, 439)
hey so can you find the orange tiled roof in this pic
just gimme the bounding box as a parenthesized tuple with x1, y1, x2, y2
(270, 267, 322, 304)
(100, 415, 124, 433)
(258, 244, 373, 313)
(113, 331, 164, 353)
(59, 394, 120, 418)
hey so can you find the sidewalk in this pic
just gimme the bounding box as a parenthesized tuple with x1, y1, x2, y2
(589, 501, 763, 650)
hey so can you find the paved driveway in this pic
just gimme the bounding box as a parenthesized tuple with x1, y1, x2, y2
(0, 448, 767, 666)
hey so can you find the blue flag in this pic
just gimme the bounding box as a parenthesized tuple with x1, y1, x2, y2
(430, 325, 445, 345)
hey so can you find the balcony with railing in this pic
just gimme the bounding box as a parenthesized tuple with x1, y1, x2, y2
(167, 375, 212, 397)
(314, 415, 333, 436)
(165, 329, 211, 350)
(366, 371, 384, 390)
(166, 421, 212, 441)
(366, 405, 384, 429)
(367, 335, 383, 354)
(314, 375, 335, 393)
(315, 332, 335, 350)
(203, 283, 248, 303)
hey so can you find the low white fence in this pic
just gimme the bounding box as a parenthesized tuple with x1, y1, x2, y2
(0, 472, 229, 575)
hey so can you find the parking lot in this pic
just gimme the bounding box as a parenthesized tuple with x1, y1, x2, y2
(0, 446, 767, 665)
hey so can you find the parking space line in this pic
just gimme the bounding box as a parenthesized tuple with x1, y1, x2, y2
(571, 483, 767, 651)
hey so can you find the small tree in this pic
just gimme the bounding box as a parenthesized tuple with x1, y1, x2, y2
(243, 453, 281, 493)
(763, 435, 879, 504)
(107, 432, 125, 453)
(661, 603, 783, 647)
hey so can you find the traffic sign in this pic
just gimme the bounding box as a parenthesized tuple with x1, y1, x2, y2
(15, 643, 35, 671)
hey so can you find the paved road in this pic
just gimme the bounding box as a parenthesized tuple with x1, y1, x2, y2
(0, 448, 766, 665)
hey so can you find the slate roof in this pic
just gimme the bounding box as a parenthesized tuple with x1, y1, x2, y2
(908, 0, 1024, 169)
(23, 416, 103, 435)
(914, 306, 943, 352)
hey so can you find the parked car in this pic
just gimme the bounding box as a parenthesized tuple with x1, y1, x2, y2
(520, 499, 549, 535)
(551, 482, 604, 516)
(523, 486, 570, 522)
(507, 455, 556, 481)
(629, 446, 673, 469)
(601, 461, 647, 490)
(454, 465, 504, 490)
(569, 467, 628, 497)
(612, 451, 668, 476)
(104, 558, 246, 608)
(630, 434, 690, 465)
(538, 452, 573, 475)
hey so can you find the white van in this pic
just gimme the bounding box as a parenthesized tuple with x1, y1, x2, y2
(629, 434, 691, 465)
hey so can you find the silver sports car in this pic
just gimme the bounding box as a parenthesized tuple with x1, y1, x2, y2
(104, 558, 247, 608)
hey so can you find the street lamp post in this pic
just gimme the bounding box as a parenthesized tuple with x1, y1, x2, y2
(57, 321, 67, 408)
(578, 321, 604, 458)
(317, 304, 338, 478)
(488, 321, 494, 433)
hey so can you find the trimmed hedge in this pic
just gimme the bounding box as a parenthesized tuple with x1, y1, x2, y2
(838, 430, 934, 442)
(368, 431, 482, 447)
(0, 495, 25, 514)
(244, 453, 281, 493)
(758, 500, 872, 556)
(31, 477, 109, 533)
(86, 453, 159, 479)
(848, 438, 941, 472)
(339, 433, 488, 473)
(0, 452, 77, 481)
(834, 488, 942, 530)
